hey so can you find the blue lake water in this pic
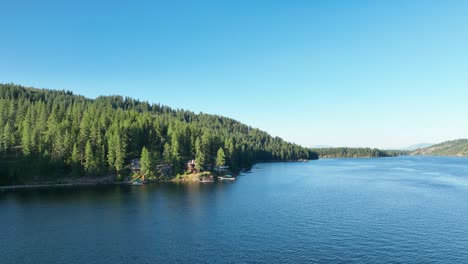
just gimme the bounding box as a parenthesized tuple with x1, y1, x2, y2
(1, 156, 468, 263)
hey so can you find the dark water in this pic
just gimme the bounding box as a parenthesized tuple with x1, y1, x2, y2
(2, 156, 468, 263)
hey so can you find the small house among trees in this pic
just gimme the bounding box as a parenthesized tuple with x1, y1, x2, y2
(187, 159, 197, 173)
(130, 158, 141, 173)
(214, 165, 229, 172)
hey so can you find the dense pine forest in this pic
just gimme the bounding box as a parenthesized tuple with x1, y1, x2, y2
(0, 84, 317, 185)
(312, 147, 406, 158)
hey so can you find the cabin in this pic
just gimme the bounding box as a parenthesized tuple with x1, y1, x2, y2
(130, 158, 141, 173)
(187, 159, 197, 173)
(157, 164, 173, 177)
(214, 165, 229, 172)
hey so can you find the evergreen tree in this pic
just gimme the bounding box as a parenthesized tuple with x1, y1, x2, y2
(71, 144, 80, 165)
(163, 142, 172, 163)
(201, 132, 213, 167)
(216, 147, 226, 166)
(107, 133, 116, 169)
(107, 129, 127, 173)
(71, 143, 81, 175)
(140, 147, 151, 177)
(171, 131, 184, 171)
(114, 134, 126, 173)
(21, 118, 32, 155)
(195, 138, 206, 171)
(2, 122, 14, 151)
(84, 140, 95, 175)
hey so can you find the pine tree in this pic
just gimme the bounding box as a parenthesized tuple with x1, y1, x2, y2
(107, 132, 116, 169)
(171, 131, 183, 171)
(195, 138, 206, 171)
(201, 132, 213, 167)
(228, 141, 237, 169)
(2, 122, 14, 151)
(84, 140, 95, 175)
(21, 118, 32, 155)
(216, 147, 225, 166)
(163, 142, 172, 163)
(140, 147, 151, 177)
(71, 143, 81, 175)
(71, 143, 80, 165)
(114, 132, 126, 173)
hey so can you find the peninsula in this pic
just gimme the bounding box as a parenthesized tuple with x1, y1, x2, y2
(0, 84, 317, 186)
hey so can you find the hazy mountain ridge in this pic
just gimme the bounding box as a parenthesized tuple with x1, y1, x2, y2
(411, 139, 468, 156)
(403, 143, 433, 151)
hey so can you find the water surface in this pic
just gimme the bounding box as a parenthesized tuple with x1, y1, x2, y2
(2, 156, 468, 263)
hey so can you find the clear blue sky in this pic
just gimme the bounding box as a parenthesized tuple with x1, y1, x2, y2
(1, 0, 467, 149)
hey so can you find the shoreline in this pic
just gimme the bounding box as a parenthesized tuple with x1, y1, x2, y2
(0, 182, 129, 190)
(3, 156, 462, 190)
(0, 163, 255, 190)
(0, 161, 301, 190)
(0, 173, 236, 190)
(0, 178, 225, 190)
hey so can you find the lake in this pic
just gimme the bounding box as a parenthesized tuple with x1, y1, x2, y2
(1, 156, 468, 263)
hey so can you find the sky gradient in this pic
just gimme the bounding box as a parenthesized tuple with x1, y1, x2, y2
(1, 0, 467, 149)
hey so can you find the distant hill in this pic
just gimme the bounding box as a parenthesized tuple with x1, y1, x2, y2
(410, 139, 468, 156)
(403, 143, 433, 151)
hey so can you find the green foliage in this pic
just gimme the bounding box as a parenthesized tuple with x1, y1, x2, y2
(84, 140, 97, 175)
(107, 126, 127, 173)
(2, 122, 14, 151)
(195, 138, 206, 171)
(216, 147, 226, 166)
(71, 144, 80, 165)
(0, 83, 318, 185)
(21, 117, 32, 155)
(163, 142, 172, 162)
(140, 147, 151, 177)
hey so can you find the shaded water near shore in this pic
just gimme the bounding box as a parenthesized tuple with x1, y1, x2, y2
(2, 156, 468, 263)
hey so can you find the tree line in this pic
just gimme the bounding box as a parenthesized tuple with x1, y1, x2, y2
(0, 84, 317, 185)
(311, 147, 406, 158)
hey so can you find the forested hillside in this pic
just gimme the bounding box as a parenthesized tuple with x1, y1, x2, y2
(0, 84, 317, 185)
(411, 139, 468, 156)
(312, 147, 405, 158)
